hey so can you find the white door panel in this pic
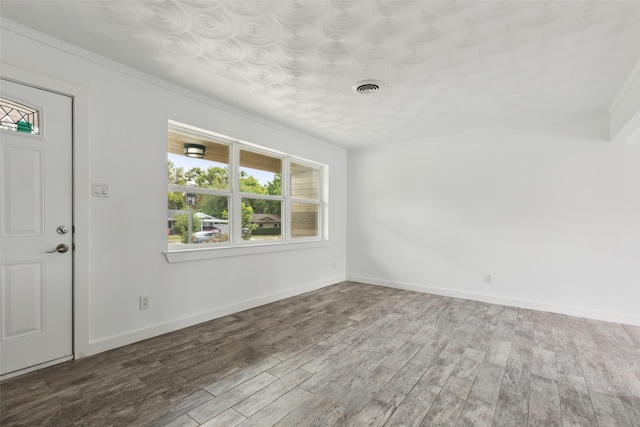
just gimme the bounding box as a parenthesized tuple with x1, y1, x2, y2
(1, 261, 45, 340)
(0, 79, 73, 376)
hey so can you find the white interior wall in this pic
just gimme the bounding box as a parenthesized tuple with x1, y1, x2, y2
(610, 58, 640, 142)
(1, 27, 347, 355)
(348, 115, 640, 325)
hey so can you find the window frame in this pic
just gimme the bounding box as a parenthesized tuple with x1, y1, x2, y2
(288, 158, 324, 240)
(165, 121, 328, 262)
(236, 145, 285, 241)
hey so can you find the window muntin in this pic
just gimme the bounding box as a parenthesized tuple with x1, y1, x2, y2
(0, 97, 40, 134)
(167, 122, 326, 251)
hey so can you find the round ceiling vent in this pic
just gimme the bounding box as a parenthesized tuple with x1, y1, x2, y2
(353, 80, 384, 94)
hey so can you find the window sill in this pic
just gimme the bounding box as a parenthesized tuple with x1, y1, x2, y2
(164, 239, 328, 263)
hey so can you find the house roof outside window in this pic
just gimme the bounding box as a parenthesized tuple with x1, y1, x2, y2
(252, 214, 281, 225)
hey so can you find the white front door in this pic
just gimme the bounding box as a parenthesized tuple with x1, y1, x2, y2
(0, 79, 73, 377)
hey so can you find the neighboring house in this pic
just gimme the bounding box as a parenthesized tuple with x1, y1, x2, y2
(167, 209, 186, 232)
(252, 214, 281, 228)
(168, 210, 228, 234)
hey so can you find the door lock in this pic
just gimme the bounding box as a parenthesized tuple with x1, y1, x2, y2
(46, 244, 69, 253)
(57, 226, 69, 234)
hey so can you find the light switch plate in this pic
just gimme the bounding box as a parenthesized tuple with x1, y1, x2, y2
(93, 182, 109, 197)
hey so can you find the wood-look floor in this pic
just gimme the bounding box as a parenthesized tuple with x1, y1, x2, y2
(1, 282, 639, 426)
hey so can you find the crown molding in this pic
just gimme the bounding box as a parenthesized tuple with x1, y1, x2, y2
(0, 18, 347, 155)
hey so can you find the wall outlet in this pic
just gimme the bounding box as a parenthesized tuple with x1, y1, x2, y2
(484, 274, 492, 284)
(140, 295, 149, 310)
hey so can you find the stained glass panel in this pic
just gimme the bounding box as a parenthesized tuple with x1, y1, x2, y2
(0, 98, 39, 134)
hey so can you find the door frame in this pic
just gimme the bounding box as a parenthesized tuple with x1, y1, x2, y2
(1, 63, 91, 370)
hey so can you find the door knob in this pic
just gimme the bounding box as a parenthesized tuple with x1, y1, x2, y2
(46, 244, 69, 253)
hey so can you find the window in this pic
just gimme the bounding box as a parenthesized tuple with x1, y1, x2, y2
(167, 122, 326, 252)
(290, 162, 322, 238)
(240, 149, 283, 240)
(0, 97, 40, 134)
(168, 128, 231, 245)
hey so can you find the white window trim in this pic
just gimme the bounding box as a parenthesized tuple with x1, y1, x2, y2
(166, 121, 327, 262)
(164, 239, 328, 263)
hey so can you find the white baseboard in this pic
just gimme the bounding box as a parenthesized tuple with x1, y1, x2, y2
(348, 275, 640, 327)
(89, 275, 346, 356)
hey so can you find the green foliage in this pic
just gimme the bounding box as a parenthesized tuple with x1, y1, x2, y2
(241, 202, 255, 237)
(248, 199, 281, 215)
(172, 213, 201, 244)
(169, 162, 284, 239)
(186, 166, 228, 190)
(168, 160, 187, 185)
(241, 173, 282, 215)
(221, 202, 256, 240)
(266, 174, 281, 196)
(240, 172, 266, 194)
(251, 227, 281, 236)
(198, 194, 228, 219)
(168, 192, 184, 210)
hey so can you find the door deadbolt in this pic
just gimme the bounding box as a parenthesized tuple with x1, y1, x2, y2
(57, 226, 69, 234)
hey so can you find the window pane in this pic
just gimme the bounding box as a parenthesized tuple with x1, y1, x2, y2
(240, 150, 282, 196)
(291, 202, 319, 238)
(168, 194, 229, 245)
(168, 130, 230, 190)
(290, 162, 320, 201)
(243, 198, 282, 240)
(0, 97, 39, 134)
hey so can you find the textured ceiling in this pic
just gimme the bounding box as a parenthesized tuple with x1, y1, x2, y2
(1, 1, 639, 150)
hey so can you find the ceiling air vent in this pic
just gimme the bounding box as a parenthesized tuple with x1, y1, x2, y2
(353, 80, 384, 94)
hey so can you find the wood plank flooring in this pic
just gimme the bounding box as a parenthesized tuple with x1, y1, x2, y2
(1, 281, 639, 426)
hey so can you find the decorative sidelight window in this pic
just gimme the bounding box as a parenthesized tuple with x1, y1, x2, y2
(0, 98, 40, 134)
